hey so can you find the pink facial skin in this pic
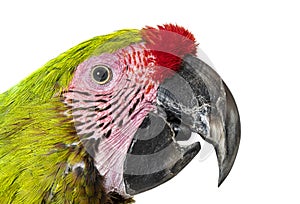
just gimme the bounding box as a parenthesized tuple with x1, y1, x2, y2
(63, 43, 159, 197)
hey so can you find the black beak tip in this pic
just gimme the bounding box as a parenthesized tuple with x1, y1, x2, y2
(218, 168, 229, 187)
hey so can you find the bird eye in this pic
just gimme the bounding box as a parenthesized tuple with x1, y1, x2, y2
(91, 65, 112, 85)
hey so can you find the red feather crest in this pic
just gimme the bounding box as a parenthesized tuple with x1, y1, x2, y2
(142, 24, 197, 73)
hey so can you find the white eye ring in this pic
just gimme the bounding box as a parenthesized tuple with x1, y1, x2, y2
(91, 65, 112, 85)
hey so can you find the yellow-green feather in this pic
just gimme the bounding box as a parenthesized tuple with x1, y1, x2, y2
(0, 29, 141, 203)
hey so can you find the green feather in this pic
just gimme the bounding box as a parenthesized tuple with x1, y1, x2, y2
(0, 29, 141, 203)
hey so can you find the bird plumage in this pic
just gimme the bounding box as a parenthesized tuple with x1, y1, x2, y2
(0, 29, 141, 203)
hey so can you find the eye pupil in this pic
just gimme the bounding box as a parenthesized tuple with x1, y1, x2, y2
(92, 66, 111, 84)
(95, 69, 108, 80)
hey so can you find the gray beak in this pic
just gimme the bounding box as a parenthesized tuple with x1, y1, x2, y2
(180, 54, 241, 186)
(123, 54, 240, 195)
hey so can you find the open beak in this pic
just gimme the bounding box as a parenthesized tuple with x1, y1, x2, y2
(123, 54, 240, 195)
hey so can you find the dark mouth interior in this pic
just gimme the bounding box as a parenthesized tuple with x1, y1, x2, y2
(127, 108, 193, 156)
(123, 108, 200, 196)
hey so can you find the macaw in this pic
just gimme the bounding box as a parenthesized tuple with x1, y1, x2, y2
(0, 24, 240, 203)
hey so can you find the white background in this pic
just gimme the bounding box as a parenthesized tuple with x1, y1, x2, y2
(0, 0, 299, 203)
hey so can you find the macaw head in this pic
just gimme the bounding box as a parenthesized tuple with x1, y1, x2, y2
(61, 24, 240, 198)
(3, 24, 240, 202)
